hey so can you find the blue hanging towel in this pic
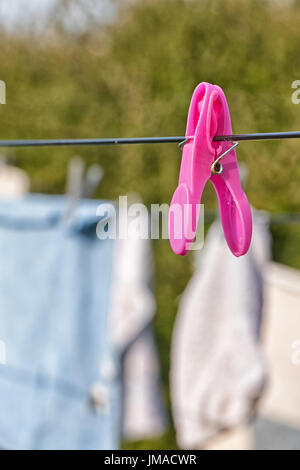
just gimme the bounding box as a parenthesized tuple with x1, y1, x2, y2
(0, 194, 121, 450)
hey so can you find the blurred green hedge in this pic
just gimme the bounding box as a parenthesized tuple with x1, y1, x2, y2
(0, 0, 299, 449)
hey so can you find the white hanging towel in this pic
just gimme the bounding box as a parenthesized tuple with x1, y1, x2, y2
(0, 159, 30, 198)
(171, 211, 271, 449)
(109, 199, 167, 440)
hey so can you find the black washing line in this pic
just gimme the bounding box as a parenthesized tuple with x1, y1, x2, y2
(1, 131, 300, 148)
(205, 212, 300, 225)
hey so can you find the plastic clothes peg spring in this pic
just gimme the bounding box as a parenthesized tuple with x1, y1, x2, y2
(168, 82, 252, 257)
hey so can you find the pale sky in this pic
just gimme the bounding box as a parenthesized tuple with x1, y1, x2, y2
(0, 0, 55, 25)
(0, 0, 114, 33)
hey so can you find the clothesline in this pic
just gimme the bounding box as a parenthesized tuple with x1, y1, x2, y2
(1, 131, 300, 148)
(205, 211, 300, 225)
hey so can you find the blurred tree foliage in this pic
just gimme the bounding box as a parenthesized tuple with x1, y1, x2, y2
(0, 0, 299, 449)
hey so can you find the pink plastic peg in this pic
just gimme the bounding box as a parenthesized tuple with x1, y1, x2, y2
(168, 82, 252, 257)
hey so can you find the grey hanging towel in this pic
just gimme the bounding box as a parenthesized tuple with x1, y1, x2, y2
(171, 211, 271, 449)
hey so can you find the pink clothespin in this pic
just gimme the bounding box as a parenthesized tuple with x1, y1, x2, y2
(168, 82, 252, 257)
